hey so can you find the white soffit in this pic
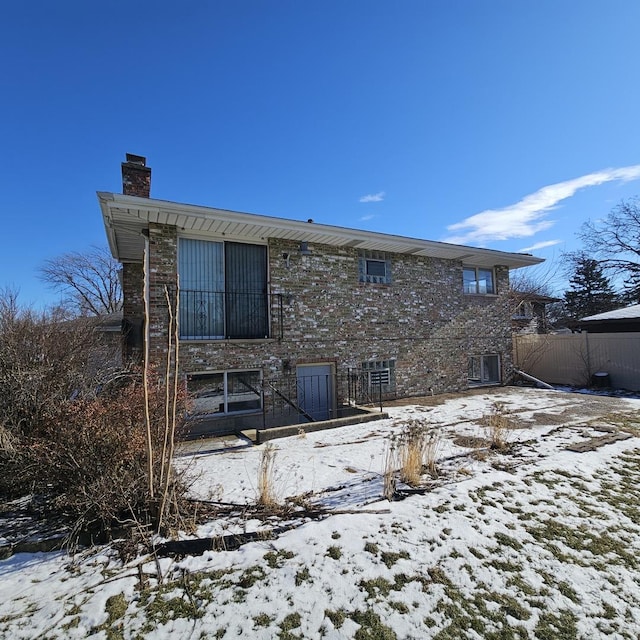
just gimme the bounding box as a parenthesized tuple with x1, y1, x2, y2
(98, 192, 543, 269)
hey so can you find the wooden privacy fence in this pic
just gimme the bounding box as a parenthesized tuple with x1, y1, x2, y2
(513, 332, 640, 392)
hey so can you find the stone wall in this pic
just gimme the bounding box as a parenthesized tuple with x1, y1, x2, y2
(137, 230, 513, 400)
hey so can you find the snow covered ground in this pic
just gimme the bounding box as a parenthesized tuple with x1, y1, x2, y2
(2, 387, 640, 639)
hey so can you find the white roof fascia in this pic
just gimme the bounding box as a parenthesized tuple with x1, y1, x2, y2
(98, 192, 544, 269)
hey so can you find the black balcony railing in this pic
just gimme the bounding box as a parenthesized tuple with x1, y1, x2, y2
(179, 290, 279, 340)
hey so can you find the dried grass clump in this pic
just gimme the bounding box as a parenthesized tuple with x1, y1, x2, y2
(482, 402, 516, 450)
(424, 428, 442, 477)
(399, 422, 427, 486)
(396, 419, 442, 487)
(382, 419, 442, 497)
(257, 443, 279, 507)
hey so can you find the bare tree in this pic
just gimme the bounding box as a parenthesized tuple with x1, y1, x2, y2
(578, 197, 640, 301)
(39, 246, 122, 316)
(509, 264, 558, 298)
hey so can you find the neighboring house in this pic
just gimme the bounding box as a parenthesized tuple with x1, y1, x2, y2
(579, 304, 640, 333)
(99, 155, 542, 434)
(511, 293, 560, 335)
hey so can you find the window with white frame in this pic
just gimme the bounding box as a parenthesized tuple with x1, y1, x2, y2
(463, 267, 495, 295)
(359, 250, 392, 284)
(468, 355, 500, 385)
(187, 370, 262, 416)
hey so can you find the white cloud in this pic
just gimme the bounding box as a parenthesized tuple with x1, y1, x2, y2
(518, 240, 563, 253)
(359, 191, 385, 203)
(359, 214, 376, 221)
(443, 165, 640, 246)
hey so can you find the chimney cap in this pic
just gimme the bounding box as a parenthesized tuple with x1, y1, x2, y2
(125, 153, 146, 166)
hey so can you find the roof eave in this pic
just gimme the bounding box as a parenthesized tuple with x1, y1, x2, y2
(98, 192, 544, 269)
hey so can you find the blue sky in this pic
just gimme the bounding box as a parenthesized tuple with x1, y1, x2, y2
(2, 1, 640, 306)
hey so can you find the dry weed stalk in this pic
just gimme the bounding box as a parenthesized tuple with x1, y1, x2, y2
(257, 443, 278, 507)
(424, 428, 442, 477)
(483, 402, 516, 450)
(382, 437, 397, 500)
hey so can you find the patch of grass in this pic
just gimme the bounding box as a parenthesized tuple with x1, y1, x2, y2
(487, 559, 523, 573)
(534, 610, 579, 640)
(295, 566, 311, 586)
(506, 575, 537, 596)
(326, 545, 342, 560)
(428, 566, 453, 586)
(364, 541, 379, 555)
(325, 608, 347, 629)
(264, 549, 295, 568)
(351, 609, 397, 640)
(494, 531, 524, 551)
(360, 577, 394, 598)
(380, 550, 410, 568)
(526, 519, 637, 568)
(557, 581, 581, 603)
(485, 592, 531, 621)
(143, 593, 203, 625)
(238, 565, 267, 588)
(254, 613, 274, 627)
(104, 593, 127, 625)
(389, 600, 409, 614)
(280, 612, 301, 631)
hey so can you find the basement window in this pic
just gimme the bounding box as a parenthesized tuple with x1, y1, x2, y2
(359, 250, 392, 284)
(362, 359, 396, 394)
(468, 355, 500, 386)
(187, 370, 262, 416)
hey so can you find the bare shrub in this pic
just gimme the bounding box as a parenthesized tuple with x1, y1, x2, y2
(1, 372, 189, 540)
(0, 294, 118, 439)
(482, 402, 517, 450)
(0, 289, 190, 544)
(257, 443, 278, 507)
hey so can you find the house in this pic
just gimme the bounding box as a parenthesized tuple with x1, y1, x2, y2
(99, 155, 542, 435)
(579, 304, 640, 333)
(511, 292, 560, 335)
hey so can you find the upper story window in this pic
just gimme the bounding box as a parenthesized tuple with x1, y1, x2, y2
(178, 238, 268, 340)
(359, 250, 392, 284)
(463, 267, 495, 295)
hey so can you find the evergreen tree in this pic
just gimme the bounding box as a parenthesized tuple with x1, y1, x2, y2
(563, 254, 619, 320)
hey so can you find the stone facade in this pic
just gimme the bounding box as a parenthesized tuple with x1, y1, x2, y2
(129, 229, 513, 419)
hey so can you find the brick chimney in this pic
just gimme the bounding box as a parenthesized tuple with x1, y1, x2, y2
(121, 153, 151, 197)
